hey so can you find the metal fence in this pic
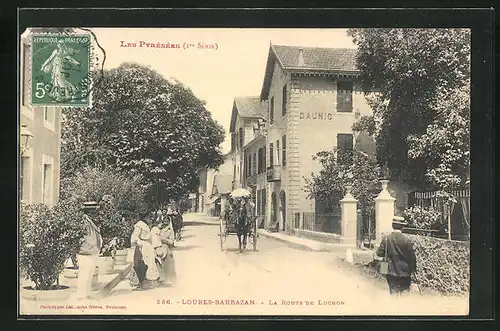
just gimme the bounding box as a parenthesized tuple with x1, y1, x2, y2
(295, 212, 341, 234)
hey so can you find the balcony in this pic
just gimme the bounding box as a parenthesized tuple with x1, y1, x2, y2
(266, 165, 281, 182)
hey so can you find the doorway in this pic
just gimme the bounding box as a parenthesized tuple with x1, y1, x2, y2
(280, 190, 286, 231)
(271, 192, 277, 231)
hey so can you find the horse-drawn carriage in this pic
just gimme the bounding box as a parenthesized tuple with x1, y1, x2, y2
(219, 188, 258, 252)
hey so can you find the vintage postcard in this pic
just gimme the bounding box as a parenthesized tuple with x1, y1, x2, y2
(19, 26, 471, 317)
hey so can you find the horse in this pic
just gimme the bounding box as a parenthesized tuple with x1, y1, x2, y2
(235, 205, 251, 253)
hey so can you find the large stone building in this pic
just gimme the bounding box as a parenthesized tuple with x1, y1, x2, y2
(259, 44, 375, 233)
(227, 44, 376, 234)
(19, 30, 62, 206)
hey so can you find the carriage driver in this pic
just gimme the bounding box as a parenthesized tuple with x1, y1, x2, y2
(242, 196, 255, 228)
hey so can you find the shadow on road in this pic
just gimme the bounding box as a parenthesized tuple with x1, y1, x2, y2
(173, 245, 202, 251)
(180, 234, 195, 239)
(223, 248, 258, 254)
(183, 221, 219, 227)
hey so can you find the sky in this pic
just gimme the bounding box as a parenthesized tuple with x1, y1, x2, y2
(91, 28, 357, 153)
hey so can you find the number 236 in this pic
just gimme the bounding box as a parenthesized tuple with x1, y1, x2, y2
(157, 299, 171, 304)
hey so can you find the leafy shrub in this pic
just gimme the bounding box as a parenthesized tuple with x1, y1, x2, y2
(403, 205, 442, 230)
(19, 200, 87, 290)
(408, 234, 469, 294)
(60, 166, 147, 247)
(367, 233, 470, 295)
(60, 166, 148, 218)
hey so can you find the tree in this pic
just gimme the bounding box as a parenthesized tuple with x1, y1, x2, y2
(61, 63, 225, 204)
(347, 28, 470, 190)
(407, 82, 470, 191)
(305, 149, 381, 218)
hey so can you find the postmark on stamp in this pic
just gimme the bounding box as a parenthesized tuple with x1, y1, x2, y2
(29, 29, 104, 108)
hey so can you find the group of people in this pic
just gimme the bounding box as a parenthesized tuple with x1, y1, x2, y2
(129, 207, 182, 290)
(74, 202, 183, 300)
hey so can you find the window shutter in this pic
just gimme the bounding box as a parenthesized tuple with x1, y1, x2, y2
(263, 146, 267, 169)
(269, 143, 274, 167)
(282, 135, 287, 166)
(270, 97, 274, 124)
(282, 85, 287, 116)
(276, 140, 280, 165)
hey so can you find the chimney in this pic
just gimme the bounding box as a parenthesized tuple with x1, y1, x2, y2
(298, 48, 304, 67)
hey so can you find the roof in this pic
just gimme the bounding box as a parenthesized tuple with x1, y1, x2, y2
(212, 175, 233, 195)
(260, 44, 359, 99)
(229, 96, 267, 133)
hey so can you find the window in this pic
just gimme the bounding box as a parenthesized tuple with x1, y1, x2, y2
(42, 163, 53, 205)
(239, 127, 244, 148)
(262, 189, 266, 217)
(337, 81, 353, 113)
(337, 133, 354, 165)
(269, 96, 274, 124)
(248, 155, 252, 177)
(257, 148, 262, 174)
(282, 84, 287, 116)
(252, 153, 257, 175)
(263, 146, 266, 169)
(282, 135, 287, 166)
(244, 154, 248, 177)
(269, 143, 274, 167)
(276, 140, 280, 165)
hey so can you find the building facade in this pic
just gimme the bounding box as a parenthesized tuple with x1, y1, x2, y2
(258, 44, 375, 233)
(20, 29, 62, 207)
(242, 134, 267, 228)
(229, 97, 267, 191)
(196, 153, 233, 215)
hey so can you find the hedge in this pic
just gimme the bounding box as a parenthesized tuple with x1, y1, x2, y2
(345, 234, 470, 295)
(407, 234, 469, 295)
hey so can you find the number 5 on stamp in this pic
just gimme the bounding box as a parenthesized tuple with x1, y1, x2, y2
(31, 34, 91, 107)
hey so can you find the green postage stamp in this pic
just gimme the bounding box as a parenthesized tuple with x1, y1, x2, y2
(31, 34, 92, 107)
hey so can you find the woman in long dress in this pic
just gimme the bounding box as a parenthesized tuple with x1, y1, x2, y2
(40, 41, 80, 101)
(151, 212, 177, 286)
(130, 211, 159, 290)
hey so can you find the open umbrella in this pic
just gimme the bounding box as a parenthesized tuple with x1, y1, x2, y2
(230, 188, 252, 198)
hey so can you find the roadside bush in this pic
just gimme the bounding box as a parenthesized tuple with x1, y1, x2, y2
(60, 166, 147, 248)
(403, 205, 442, 230)
(408, 234, 469, 294)
(60, 166, 148, 218)
(19, 200, 87, 290)
(369, 233, 470, 295)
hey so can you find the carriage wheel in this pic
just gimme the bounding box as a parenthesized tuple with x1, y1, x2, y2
(252, 220, 258, 251)
(219, 218, 224, 251)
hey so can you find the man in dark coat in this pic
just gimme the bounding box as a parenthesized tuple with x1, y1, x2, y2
(376, 216, 417, 295)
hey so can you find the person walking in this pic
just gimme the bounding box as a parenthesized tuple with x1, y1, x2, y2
(151, 215, 177, 286)
(130, 210, 159, 290)
(76, 201, 102, 300)
(376, 216, 418, 296)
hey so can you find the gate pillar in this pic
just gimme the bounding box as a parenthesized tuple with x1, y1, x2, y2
(374, 180, 396, 244)
(340, 186, 358, 245)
